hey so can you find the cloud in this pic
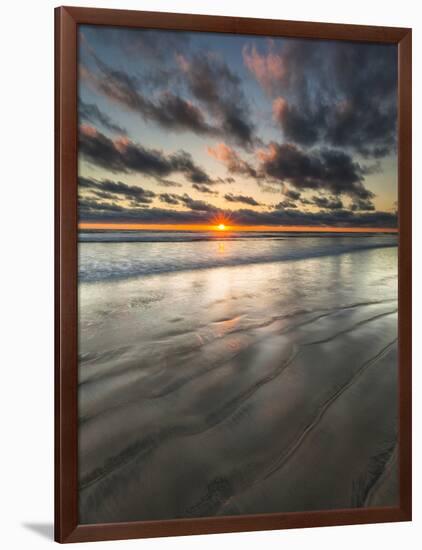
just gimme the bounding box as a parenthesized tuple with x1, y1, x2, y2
(207, 143, 258, 177)
(79, 176, 156, 204)
(155, 179, 183, 188)
(78, 198, 135, 215)
(274, 199, 298, 209)
(168, 150, 212, 184)
(208, 141, 376, 205)
(258, 181, 282, 194)
(284, 188, 301, 200)
(79, 197, 397, 229)
(86, 189, 116, 201)
(81, 60, 216, 137)
(243, 41, 285, 96)
(78, 32, 397, 227)
(158, 192, 218, 212)
(224, 193, 261, 206)
(79, 125, 213, 184)
(311, 195, 344, 210)
(257, 142, 375, 201)
(177, 194, 218, 212)
(176, 53, 256, 148)
(208, 140, 376, 207)
(192, 183, 219, 195)
(87, 27, 190, 61)
(272, 97, 324, 147)
(351, 198, 376, 211)
(234, 207, 397, 228)
(79, 99, 128, 135)
(152, 92, 216, 134)
(159, 193, 180, 205)
(81, 49, 256, 148)
(245, 40, 397, 157)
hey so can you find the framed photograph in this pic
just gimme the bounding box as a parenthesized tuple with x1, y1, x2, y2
(55, 6, 412, 543)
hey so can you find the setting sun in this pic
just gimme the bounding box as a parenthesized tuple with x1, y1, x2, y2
(217, 224, 226, 231)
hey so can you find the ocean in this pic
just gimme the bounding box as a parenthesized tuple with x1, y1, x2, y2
(78, 231, 398, 282)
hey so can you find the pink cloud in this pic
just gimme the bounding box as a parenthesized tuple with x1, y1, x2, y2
(175, 53, 190, 73)
(272, 97, 288, 122)
(208, 143, 257, 178)
(208, 143, 236, 164)
(243, 41, 285, 96)
(256, 142, 280, 162)
(114, 135, 130, 152)
(79, 124, 98, 137)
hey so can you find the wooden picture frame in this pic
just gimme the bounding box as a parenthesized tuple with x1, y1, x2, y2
(55, 5, 412, 543)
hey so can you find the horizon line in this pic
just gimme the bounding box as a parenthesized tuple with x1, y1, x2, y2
(78, 223, 398, 233)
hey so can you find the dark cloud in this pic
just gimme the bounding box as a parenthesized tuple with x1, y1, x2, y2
(81, 59, 216, 137)
(177, 53, 256, 148)
(86, 189, 115, 201)
(209, 142, 375, 206)
(311, 195, 344, 210)
(192, 183, 218, 195)
(351, 198, 376, 211)
(298, 197, 313, 206)
(81, 50, 256, 147)
(234, 207, 396, 228)
(272, 97, 325, 147)
(152, 92, 216, 135)
(245, 40, 397, 157)
(169, 150, 212, 184)
(79, 197, 397, 229)
(158, 192, 219, 211)
(177, 194, 218, 212)
(159, 193, 180, 205)
(284, 188, 301, 200)
(84, 27, 190, 62)
(79, 176, 156, 204)
(79, 198, 129, 214)
(274, 199, 298, 209)
(258, 181, 282, 194)
(79, 99, 127, 135)
(258, 142, 375, 201)
(79, 125, 213, 184)
(224, 193, 261, 206)
(155, 179, 183, 188)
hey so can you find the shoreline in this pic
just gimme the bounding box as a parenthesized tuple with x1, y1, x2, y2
(78, 246, 398, 523)
(78, 238, 398, 284)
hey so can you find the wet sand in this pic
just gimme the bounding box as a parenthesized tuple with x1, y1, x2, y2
(78, 245, 398, 523)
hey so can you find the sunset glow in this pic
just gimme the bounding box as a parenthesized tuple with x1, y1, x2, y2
(78, 223, 398, 233)
(77, 28, 398, 230)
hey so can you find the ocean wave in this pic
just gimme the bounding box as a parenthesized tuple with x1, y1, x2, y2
(79, 230, 396, 243)
(79, 236, 397, 283)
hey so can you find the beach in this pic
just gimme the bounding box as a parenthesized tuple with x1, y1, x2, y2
(78, 232, 398, 523)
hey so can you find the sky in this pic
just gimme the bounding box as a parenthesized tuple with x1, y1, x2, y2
(78, 25, 398, 230)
